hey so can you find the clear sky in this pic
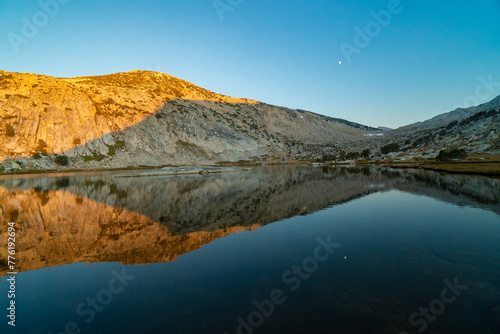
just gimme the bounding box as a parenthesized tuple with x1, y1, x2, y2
(1, 0, 499, 128)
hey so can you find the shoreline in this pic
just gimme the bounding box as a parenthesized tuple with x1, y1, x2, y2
(388, 161, 500, 177)
(1, 159, 499, 178)
(386, 154, 500, 177)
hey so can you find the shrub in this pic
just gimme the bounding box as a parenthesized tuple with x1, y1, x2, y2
(4, 124, 15, 137)
(346, 152, 360, 160)
(321, 154, 336, 162)
(35, 139, 48, 155)
(177, 140, 197, 147)
(459, 109, 500, 127)
(436, 149, 467, 162)
(82, 152, 104, 161)
(361, 149, 371, 158)
(337, 151, 347, 160)
(446, 121, 458, 129)
(381, 143, 400, 155)
(54, 155, 69, 166)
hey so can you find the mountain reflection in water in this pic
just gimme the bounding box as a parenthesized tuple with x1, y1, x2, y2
(1, 165, 499, 274)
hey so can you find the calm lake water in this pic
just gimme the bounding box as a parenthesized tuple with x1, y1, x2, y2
(1, 166, 499, 334)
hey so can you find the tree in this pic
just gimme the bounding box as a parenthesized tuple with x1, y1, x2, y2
(361, 149, 371, 159)
(436, 149, 467, 162)
(338, 150, 346, 161)
(54, 155, 69, 166)
(35, 139, 48, 155)
(446, 121, 458, 129)
(321, 154, 336, 162)
(346, 152, 360, 160)
(381, 143, 400, 155)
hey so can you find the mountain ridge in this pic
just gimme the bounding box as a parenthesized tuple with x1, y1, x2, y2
(396, 94, 500, 132)
(0, 69, 378, 168)
(0, 69, 499, 170)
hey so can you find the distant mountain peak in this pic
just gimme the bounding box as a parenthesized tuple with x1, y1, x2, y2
(397, 94, 500, 132)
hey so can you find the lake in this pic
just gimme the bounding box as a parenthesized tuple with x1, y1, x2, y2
(1, 166, 499, 334)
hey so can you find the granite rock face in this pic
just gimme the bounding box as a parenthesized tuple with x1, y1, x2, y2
(0, 70, 376, 168)
(1, 69, 498, 168)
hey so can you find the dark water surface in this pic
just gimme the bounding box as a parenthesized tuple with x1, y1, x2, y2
(0, 166, 499, 334)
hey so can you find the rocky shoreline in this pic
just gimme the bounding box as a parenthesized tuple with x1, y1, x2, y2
(1, 156, 499, 178)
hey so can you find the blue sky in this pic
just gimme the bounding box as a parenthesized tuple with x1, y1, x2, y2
(1, 0, 499, 128)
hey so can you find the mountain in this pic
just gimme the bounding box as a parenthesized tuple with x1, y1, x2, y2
(1, 69, 499, 170)
(396, 95, 500, 132)
(381, 95, 500, 159)
(0, 70, 378, 169)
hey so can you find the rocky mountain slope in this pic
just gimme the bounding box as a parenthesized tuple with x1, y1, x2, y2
(398, 95, 500, 132)
(1, 69, 499, 169)
(379, 98, 500, 160)
(0, 70, 377, 169)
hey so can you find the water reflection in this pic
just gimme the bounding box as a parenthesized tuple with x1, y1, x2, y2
(0, 166, 499, 274)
